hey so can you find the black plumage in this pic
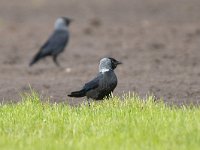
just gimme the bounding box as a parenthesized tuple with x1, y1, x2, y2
(29, 17, 71, 66)
(68, 57, 122, 100)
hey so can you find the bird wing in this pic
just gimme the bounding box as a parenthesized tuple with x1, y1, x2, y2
(40, 30, 69, 55)
(83, 73, 103, 92)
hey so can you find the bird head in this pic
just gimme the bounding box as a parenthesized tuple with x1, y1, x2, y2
(61, 17, 72, 26)
(99, 57, 122, 73)
(54, 17, 72, 30)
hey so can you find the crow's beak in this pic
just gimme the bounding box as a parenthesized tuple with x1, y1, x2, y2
(116, 61, 122, 65)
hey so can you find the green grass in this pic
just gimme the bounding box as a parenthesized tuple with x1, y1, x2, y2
(0, 92, 200, 150)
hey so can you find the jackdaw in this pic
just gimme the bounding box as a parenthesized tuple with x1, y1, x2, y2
(29, 17, 71, 66)
(68, 57, 122, 104)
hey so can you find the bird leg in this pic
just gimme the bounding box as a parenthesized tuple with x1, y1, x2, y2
(87, 98, 91, 107)
(53, 55, 60, 67)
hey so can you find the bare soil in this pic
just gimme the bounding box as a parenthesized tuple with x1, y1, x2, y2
(1, 0, 200, 105)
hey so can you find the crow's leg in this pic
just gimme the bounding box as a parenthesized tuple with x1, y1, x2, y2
(87, 98, 91, 107)
(53, 55, 60, 67)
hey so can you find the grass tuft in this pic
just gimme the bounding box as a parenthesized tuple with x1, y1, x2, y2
(0, 91, 200, 150)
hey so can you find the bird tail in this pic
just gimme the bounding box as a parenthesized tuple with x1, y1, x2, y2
(68, 89, 86, 97)
(29, 52, 42, 66)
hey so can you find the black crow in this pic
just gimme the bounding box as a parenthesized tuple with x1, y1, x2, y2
(68, 57, 122, 104)
(29, 17, 71, 67)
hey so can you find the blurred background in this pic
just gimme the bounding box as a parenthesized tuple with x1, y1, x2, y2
(0, 0, 200, 105)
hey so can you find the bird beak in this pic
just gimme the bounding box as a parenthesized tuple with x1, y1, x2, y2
(116, 61, 122, 65)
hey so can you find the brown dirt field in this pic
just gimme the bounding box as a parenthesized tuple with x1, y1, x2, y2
(1, 0, 200, 105)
